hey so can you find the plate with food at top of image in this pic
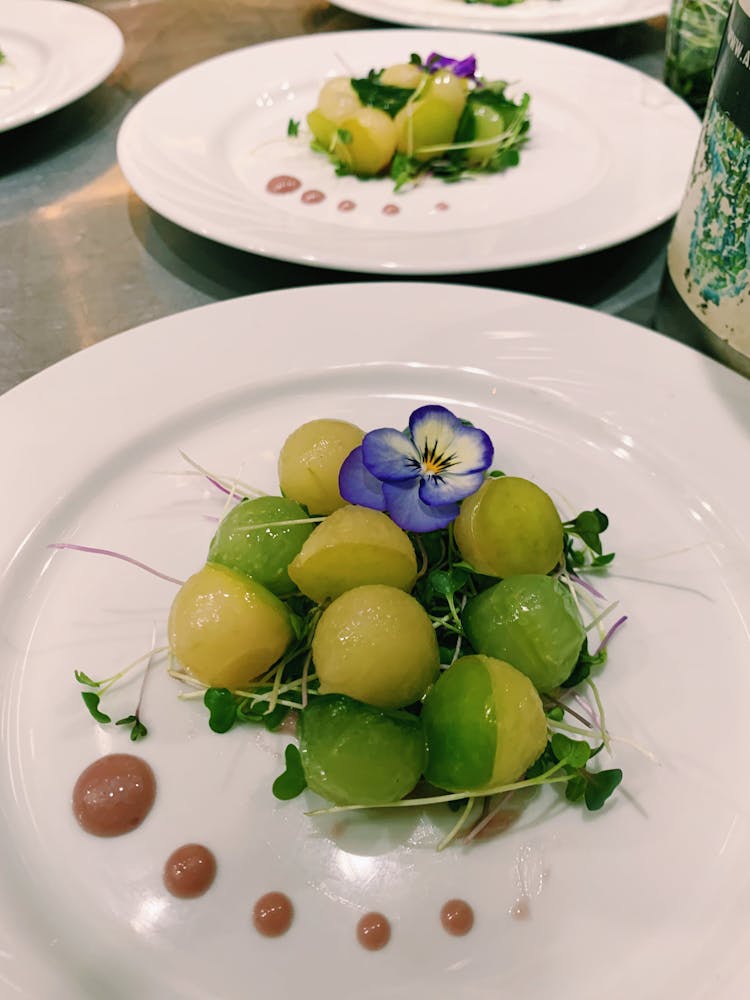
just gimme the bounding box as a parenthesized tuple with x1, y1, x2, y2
(117, 29, 699, 274)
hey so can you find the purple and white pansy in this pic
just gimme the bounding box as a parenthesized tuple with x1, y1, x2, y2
(423, 52, 478, 80)
(338, 405, 494, 533)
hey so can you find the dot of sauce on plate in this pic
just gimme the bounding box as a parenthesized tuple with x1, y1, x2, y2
(72, 753, 155, 837)
(253, 891, 294, 937)
(266, 175, 302, 194)
(163, 844, 217, 899)
(434, 201, 450, 211)
(301, 189, 325, 204)
(356, 912, 391, 950)
(510, 895, 531, 920)
(337, 199, 356, 212)
(382, 203, 400, 216)
(440, 899, 474, 936)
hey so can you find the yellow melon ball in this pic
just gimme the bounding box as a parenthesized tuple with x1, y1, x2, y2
(312, 584, 439, 709)
(278, 419, 364, 516)
(288, 505, 417, 603)
(168, 563, 293, 690)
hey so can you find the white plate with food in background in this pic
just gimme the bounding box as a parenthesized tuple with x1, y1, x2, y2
(1, 282, 749, 999)
(116, 29, 699, 274)
(0, 0, 123, 133)
(332, 0, 669, 35)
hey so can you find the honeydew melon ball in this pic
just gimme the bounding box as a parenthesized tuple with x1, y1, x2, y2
(307, 108, 337, 149)
(299, 693, 425, 806)
(424, 70, 468, 117)
(168, 564, 293, 690)
(288, 505, 417, 604)
(336, 106, 398, 176)
(207, 495, 314, 596)
(394, 96, 461, 161)
(312, 584, 440, 709)
(380, 63, 426, 89)
(422, 654, 547, 792)
(316, 76, 362, 123)
(464, 103, 506, 168)
(463, 575, 585, 693)
(453, 476, 564, 578)
(278, 419, 364, 516)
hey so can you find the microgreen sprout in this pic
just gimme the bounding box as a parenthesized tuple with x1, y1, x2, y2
(75, 635, 165, 740)
(49, 542, 183, 586)
(287, 118, 300, 136)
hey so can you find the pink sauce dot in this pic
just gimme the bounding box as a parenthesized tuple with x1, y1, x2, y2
(266, 175, 302, 194)
(301, 189, 325, 204)
(382, 203, 400, 216)
(337, 199, 356, 212)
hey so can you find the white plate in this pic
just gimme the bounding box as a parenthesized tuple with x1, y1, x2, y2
(333, 0, 669, 35)
(0, 0, 123, 133)
(2, 283, 750, 999)
(116, 29, 700, 274)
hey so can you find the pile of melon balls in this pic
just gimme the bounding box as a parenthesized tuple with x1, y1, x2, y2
(167, 419, 586, 807)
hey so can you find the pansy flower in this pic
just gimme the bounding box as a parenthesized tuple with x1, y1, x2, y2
(338, 405, 494, 532)
(424, 52, 478, 80)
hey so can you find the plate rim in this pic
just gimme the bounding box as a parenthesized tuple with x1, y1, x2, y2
(0, 0, 124, 133)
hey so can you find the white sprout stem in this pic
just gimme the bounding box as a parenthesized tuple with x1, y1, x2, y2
(99, 644, 169, 695)
(587, 678, 611, 754)
(584, 600, 620, 635)
(178, 450, 268, 499)
(463, 791, 513, 845)
(307, 767, 572, 816)
(437, 797, 477, 852)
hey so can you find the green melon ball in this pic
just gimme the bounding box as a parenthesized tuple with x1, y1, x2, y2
(299, 694, 425, 806)
(463, 575, 585, 693)
(312, 584, 439, 709)
(207, 495, 314, 596)
(454, 476, 564, 578)
(422, 654, 547, 792)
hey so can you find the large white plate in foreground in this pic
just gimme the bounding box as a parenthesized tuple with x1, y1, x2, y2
(0, 0, 123, 133)
(2, 285, 750, 999)
(117, 30, 699, 274)
(333, 0, 669, 35)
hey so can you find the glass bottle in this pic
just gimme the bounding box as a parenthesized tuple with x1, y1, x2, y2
(657, 0, 750, 376)
(665, 0, 733, 111)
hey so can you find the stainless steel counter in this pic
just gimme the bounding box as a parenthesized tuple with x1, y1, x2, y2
(1, 1, 689, 395)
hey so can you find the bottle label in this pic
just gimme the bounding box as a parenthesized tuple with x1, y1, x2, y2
(667, 0, 750, 356)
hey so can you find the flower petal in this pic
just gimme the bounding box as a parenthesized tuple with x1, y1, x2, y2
(338, 446, 387, 511)
(362, 427, 421, 482)
(382, 480, 459, 532)
(409, 405, 493, 475)
(418, 470, 486, 506)
(424, 52, 477, 79)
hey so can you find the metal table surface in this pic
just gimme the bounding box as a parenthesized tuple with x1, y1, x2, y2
(1, 1, 687, 396)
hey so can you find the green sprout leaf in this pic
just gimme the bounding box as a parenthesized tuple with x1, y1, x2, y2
(350, 77, 415, 118)
(336, 128, 353, 145)
(74, 670, 101, 688)
(204, 687, 238, 733)
(550, 733, 591, 769)
(287, 118, 300, 137)
(584, 768, 623, 811)
(81, 691, 111, 724)
(272, 744, 307, 800)
(115, 714, 149, 741)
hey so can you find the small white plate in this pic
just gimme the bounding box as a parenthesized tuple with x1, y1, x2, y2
(117, 29, 700, 274)
(0, 0, 123, 133)
(333, 0, 669, 36)
(1, 283, 750, 999)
